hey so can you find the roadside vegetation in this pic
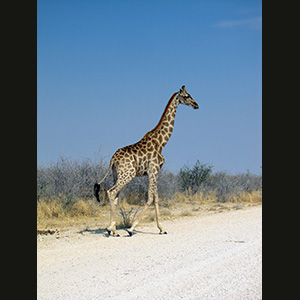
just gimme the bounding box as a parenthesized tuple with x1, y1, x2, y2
(37, 155, 262, 230)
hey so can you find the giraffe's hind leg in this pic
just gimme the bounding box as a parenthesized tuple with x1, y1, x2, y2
(106, 170, 136, 236)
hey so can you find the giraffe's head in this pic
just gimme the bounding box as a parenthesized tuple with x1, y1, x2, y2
(177, 85, 199, 109)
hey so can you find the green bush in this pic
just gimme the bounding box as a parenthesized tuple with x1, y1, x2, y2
(179, 160, 213, 193)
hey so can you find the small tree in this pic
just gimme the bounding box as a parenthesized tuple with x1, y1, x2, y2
(179, 160, 213, 193)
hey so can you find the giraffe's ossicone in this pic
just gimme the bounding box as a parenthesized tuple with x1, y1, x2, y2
(94, 85, 199, 236)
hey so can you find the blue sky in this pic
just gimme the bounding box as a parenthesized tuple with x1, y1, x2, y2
(37, 0, 262, 174)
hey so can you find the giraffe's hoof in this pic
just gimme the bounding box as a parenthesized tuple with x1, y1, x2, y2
(106, 228, 120, 237)
(126, 229, 134, 237)
(159, 231, 167, 235)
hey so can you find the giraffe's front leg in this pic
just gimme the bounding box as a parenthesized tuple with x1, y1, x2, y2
(154, 196, 167, 235)
(127, 171, 159, 236)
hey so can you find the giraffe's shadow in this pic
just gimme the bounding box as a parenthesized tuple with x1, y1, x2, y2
(78, 227, 161, 237)
(133, 230, 159, 236)
(78, 228, 108, 236)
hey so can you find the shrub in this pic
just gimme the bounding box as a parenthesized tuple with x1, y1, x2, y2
(37, 155, 261, 206)
(118, 200, 141, 228)
(179, 160, 213, 193)
(37, 155, 112, 202)
(203, 171, 262, 202)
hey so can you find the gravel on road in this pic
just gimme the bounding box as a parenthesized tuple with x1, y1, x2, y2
(37, 206, 262, 299)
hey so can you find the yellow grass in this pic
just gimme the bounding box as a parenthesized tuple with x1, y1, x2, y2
(37, 190, 262, 231)
(37, 199, 109, 229)
(227, 190, 262, 203)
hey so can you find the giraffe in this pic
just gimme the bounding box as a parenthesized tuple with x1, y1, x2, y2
(94, 85, 199, 236)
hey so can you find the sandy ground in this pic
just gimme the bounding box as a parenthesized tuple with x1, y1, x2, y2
(37, 205, 262, 300)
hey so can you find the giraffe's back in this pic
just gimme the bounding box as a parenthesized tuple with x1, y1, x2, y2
(112, 137, 164, 177)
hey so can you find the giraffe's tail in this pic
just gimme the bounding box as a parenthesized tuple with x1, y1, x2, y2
(94, 158, 114, 202)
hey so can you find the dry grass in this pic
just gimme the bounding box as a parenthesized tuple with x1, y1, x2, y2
(227, 190, 262, 203)
(37, 198, 109, 230)
(118, 199, 142, 228)
(37, 190, 262, 232)
(37, 199, 65, 220)
(172, 190, 218, 205)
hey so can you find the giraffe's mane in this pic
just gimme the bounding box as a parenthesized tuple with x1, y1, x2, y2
(144, 92, 178, 137)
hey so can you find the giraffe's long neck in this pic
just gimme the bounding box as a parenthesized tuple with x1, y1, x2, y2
(142, 92, 180, 152)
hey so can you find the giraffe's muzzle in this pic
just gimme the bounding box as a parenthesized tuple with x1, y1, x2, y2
(193, 102, 199, 109)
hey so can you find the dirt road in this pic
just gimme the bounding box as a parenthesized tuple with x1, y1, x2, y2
(37, 206, 262, 299)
